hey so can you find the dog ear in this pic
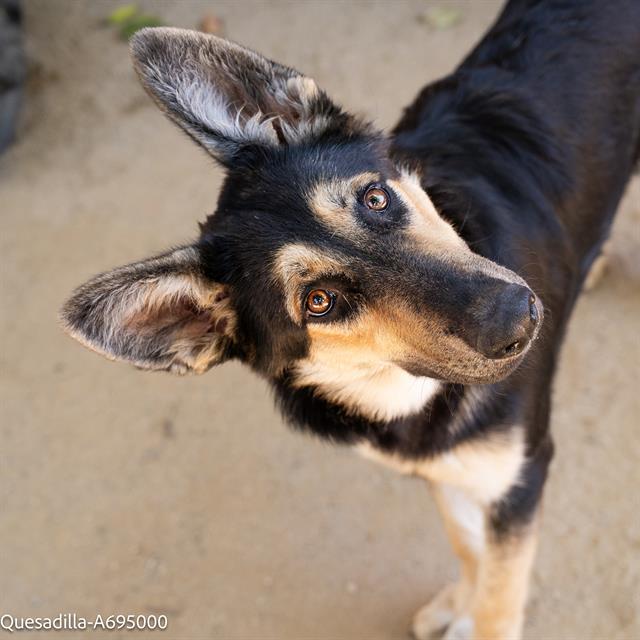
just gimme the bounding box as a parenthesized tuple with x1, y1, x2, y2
(129, 27, 361, 165)
(60, 246, 236, 374)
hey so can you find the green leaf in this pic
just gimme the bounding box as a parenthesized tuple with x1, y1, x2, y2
(422, 6, 462, 30)
(107, 4, 138, 26)
(119, 15, 164, 40)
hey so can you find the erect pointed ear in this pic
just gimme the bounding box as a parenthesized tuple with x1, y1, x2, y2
(60, 247, 237, 374)
(130, 27, 363, 165)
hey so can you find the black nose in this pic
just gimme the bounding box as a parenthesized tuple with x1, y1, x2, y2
(476, 285, 539, 359)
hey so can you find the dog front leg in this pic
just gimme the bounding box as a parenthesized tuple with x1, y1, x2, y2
(469, 517, 539, 640)
(413, 483, 484, 640)
(413, 436, 551, 640)
(414, 485, 540, 640)
(470, 442, 551, 640)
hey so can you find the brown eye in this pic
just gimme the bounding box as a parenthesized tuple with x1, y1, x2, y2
(364, 186, 389, 211)
(305, 289, 335, 316)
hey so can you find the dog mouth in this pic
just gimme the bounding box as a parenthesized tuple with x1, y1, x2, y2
(396, 297, 543, 385)
(397, 348, 530, 385)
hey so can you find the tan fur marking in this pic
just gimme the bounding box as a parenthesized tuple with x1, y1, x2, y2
(413, 491, 538, 640)
(302, 298, 449, 369)
(297, 304, 443, 420)
(471, 523, 539, 640)
(362, 431, 536, 640)
(391, 172, 530, 289)
(415, 430, 525, 504)
(308, 172, 379, 237)
(389, 172, 467, 252)
(358, 427, 525, 505)
(273, 243, 347, 323)
(275, 174, 535, 416)
(273, 243, 445, 420)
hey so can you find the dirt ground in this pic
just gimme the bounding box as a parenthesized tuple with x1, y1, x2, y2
(1, 2, 639, 639)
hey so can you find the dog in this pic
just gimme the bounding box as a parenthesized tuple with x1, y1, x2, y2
(60, 2, 640, 638)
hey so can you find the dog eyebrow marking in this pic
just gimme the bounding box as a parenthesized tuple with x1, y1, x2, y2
(390, 172, 532, 287)
(273, 243, 348, 323)
(388, 171, 467, 252)
(308, 172, 379, 237)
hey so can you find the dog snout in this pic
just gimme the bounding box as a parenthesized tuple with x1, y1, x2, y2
(475, 284, 540, 360)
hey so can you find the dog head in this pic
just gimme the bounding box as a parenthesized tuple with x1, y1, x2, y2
(61, 28, 542, 422)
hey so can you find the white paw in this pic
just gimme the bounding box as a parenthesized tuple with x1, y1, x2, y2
(443, 616, 473, 640)
(412, 583, 471, 640)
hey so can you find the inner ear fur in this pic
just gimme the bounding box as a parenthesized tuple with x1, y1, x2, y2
(60, 247, 236, 374)
(129, 27, 366, 164)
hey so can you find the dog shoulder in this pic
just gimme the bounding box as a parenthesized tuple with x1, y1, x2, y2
(356, 426, 526, 505)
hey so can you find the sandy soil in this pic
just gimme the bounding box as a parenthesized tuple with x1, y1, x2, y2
(1, 2, 639, 639)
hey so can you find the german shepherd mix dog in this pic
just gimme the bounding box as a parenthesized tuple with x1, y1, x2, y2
(61, 1, 639, 638)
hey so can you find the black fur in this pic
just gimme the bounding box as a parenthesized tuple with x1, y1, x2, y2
(62, 2, 640, 544)
(273, 0, 640, 533)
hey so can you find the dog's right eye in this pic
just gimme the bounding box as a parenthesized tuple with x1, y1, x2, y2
(305, 289, 335, 317)
(363, 185, 389, 211)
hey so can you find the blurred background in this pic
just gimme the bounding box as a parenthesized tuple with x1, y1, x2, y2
(1, 1, 639, 638)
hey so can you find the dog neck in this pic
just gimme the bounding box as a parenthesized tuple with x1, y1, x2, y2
(273, 370, 490, 459)
(291, 360, 441, 423)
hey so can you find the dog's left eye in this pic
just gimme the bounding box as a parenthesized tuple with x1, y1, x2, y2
(305, 289, 335, 316)
(363, 185, 389, 211)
